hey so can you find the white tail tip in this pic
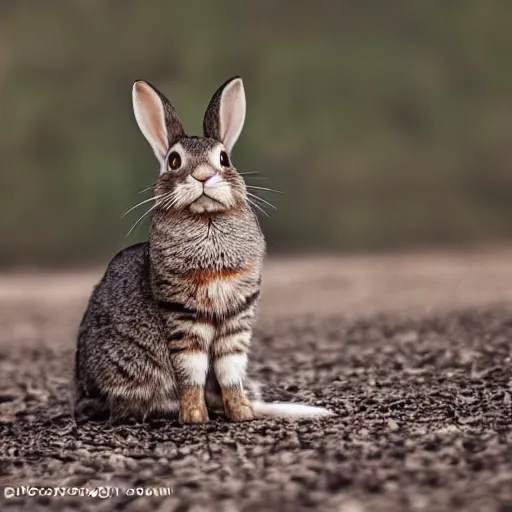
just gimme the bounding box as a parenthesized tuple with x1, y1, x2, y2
(252, 401, 333, 419)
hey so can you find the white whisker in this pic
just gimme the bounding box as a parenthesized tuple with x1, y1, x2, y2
(246, 185, 282, 194)
(246, 192, 277, 210)
(163, 197, 174, 211)
(164, 192, 180, 211)
(126, 202, 160, 237)
(159, 190, 174, 208)
(121, 193, 168, 219)
(247, 198, 271, 218)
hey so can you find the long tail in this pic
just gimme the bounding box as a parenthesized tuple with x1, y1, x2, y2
(251, 401, 333, 419)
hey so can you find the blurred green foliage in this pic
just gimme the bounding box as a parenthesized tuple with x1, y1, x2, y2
(1, 0, 511, 266)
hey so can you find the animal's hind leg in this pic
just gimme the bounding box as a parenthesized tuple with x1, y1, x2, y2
(73, 395, 110, 424)
(73, 388, 139, 425)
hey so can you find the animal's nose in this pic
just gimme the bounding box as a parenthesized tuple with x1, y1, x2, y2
(192, 165, 215, 182)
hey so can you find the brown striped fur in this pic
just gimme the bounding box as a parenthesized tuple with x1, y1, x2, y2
(73, 77, 265, 424)
(73, 76, 331, 424)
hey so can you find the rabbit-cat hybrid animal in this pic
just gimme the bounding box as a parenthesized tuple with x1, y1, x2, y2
(73, 76, 331, 424)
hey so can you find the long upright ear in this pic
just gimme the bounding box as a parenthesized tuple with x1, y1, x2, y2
(203, 76, 246, 154)
(132, 80, 185, 163)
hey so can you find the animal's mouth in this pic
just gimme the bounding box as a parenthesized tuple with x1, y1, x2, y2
(201, 192, 225, 206)
(188, 193, 228, 214)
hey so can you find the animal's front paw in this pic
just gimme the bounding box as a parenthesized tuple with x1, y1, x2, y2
(179, 406, 209, 424)
(179, 387, 209, 424)
(228, 403, 254, 422)
(222, 387, 254, 422)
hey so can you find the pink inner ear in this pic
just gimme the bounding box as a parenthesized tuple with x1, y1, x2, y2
(219, 80, 245, 153)
(134, 83, 168, 158)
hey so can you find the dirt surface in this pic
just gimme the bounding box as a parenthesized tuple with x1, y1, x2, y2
(1, 252, 512, 512)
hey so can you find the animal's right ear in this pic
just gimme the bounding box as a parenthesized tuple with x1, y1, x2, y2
(132, 80, 185, 164)
(203, 76, 246, 154)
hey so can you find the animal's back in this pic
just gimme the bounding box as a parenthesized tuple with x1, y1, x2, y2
(74, 242, 176, 421)
(78, 242, 151, 339)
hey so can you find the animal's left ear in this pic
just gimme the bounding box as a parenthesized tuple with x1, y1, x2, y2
(132, 80, 185, 164)
(203, 76, 246, 154)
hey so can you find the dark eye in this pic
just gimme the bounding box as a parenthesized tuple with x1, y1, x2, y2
(219, 150, 230, 168)
(168, 151, 181, 170)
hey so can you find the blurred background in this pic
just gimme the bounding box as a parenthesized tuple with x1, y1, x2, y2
(0, 0, 511, 268)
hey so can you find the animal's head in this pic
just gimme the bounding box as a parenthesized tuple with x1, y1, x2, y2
(133, 76, 247, 215)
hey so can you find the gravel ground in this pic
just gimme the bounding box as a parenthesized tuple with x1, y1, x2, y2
(0, 253, 512, 512)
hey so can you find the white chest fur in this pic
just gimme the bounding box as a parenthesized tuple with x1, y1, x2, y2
(201, 277, 245, 314)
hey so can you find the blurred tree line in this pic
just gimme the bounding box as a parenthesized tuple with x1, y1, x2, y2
(0, 0, 511, 267)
